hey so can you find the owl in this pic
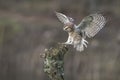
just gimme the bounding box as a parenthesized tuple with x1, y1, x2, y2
(55, 12, 106, 52)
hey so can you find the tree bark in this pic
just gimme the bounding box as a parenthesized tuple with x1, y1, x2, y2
(41, 44, 68, 80)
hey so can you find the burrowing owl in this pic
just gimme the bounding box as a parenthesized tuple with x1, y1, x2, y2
(55, 12, 106, 52)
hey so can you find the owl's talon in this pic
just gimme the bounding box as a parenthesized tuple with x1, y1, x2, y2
(63, 43, 68, 45)
(58, 42, 66, 45)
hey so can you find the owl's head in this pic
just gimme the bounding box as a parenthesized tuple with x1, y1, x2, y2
(63, 23, 74, 32)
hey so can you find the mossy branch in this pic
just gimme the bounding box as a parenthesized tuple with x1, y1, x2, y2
(41, 44, 68, 80)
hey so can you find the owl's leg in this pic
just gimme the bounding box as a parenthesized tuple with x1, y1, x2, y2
(64, 36, 73, 45)
(70, 37, 74, 43)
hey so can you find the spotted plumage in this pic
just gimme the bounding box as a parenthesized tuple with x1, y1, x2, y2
(55, 12, 106, 52)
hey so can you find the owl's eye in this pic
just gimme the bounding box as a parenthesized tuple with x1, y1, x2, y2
(63, 26, 69, 30)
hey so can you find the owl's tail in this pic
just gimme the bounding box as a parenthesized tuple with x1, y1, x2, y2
(75, 38, 88, 52)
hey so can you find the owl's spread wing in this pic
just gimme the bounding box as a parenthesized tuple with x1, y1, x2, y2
(55, 12, 74, 24)
(76, 13, 106, 38)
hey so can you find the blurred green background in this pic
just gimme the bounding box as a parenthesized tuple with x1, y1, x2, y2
(0, 0, 120, 80)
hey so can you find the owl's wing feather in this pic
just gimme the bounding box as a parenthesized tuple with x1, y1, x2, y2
(55, 12, 74, 24)
(76, 13, 106, 38)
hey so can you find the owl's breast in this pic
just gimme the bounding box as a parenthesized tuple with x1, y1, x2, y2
(69, 32, 82, 43)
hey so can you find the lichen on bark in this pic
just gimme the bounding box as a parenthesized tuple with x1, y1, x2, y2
(41, 44, 68, 80)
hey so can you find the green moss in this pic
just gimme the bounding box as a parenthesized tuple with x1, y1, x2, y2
(42, 44, 68, 80)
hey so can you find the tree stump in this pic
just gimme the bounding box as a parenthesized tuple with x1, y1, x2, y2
(41, 44, 68, 80)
